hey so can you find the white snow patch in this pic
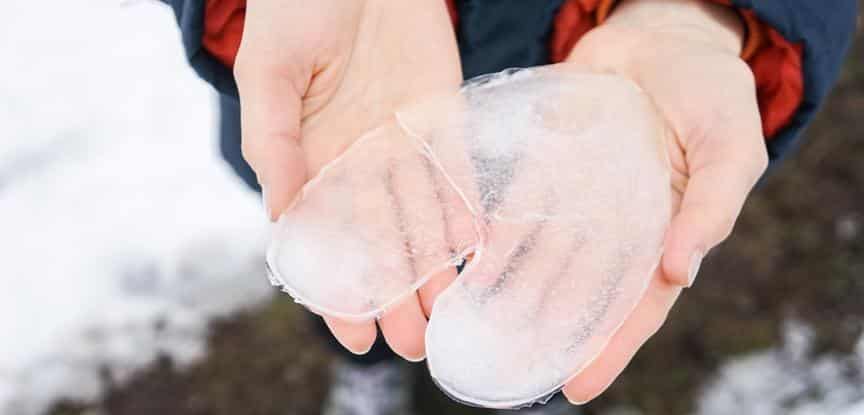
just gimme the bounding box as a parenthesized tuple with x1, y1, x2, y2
(0, 1, 270, 414)
(698, 320, 864, 415)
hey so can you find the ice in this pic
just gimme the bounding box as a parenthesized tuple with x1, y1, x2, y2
(407, 67, 671, 408)
(266, 120, 479, 321)
(266, 65, 670, 407)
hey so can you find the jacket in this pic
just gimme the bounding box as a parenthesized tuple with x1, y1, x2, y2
(162, 0, 859, 162)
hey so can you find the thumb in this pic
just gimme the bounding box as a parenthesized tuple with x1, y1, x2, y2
(662, 134, 768, 287)
(234, 56, 309, 221)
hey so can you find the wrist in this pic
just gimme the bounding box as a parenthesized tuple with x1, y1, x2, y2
(605, 0, 744, 55)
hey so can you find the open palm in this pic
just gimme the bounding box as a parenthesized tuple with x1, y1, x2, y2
(561, 0, 768, 404)
(234, 0, 462, 361)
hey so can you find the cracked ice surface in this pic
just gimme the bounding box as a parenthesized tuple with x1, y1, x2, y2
(267, 65, 671, 407)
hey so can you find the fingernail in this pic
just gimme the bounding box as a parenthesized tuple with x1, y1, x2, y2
(347, 343, 373, 355)
(566, 395, 592, 406)
(405, 354, 427, 363)
(687, 248, 704, 287)
(340, 337, 375, 355)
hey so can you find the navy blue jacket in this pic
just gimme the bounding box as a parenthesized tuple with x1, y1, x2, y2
(163, 0, 858, 169)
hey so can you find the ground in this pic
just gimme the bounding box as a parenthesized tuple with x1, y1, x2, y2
(49, 14, 863, 415)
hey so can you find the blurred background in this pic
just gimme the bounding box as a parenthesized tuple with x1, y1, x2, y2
(1, 1, 861, 414)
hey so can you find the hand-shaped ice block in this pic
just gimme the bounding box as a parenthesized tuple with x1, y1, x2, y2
(266, 65, 670, 408)
(265, 118, 479, 321)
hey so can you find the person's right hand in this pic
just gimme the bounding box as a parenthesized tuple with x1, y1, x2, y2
(234, 0, 463, 361)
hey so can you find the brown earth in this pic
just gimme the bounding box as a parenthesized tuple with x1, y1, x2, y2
(50, 13, 864, 415)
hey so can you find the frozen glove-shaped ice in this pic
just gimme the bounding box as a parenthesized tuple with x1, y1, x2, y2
(407, 67, 671, 408)
(266, 65, 670, 407)
(265, 119, 479, 321)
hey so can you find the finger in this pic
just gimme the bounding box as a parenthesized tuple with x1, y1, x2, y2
(378, 295, 429, 361)
(662, 142, 767, 287)
(385, 137, 458, 318)
(562, 272, 682, 404)
(323, 316, 377, 355)
(419, 268, 458, 318)
(418, 268, 458, 317)
(234, 47, 310, 221)
(391, 104, 479, 318)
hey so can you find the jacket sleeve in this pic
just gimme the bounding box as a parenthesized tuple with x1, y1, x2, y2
(731, 0, 858, 160)
(160, 0, 239, 99)
(168, 0, 858, 162)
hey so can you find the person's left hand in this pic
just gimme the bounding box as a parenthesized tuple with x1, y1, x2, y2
(560, 0, 769, 404)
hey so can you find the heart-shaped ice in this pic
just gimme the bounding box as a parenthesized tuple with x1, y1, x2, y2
(266, 65, 670, 407)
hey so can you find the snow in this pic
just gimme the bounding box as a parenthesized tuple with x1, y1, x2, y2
(698, 321, 864, 415)
(0, 1, 269, 414)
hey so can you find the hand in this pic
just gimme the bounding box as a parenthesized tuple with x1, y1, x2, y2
(235, 0, 462, 361)
(560, 0, 768, 403)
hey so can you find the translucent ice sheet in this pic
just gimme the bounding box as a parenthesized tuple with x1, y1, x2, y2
(266, 65, 670, 407)
(414, 68, 671, 408)
(265, 119, 479, 321)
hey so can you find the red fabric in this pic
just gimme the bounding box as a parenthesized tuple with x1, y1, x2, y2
(201, 0, 453, 69)
(743, 14, 804, 138)
(201, 0, 245, 68)
(445, 0, 459, 27)
(549, 0, 804, 140)
(549, 0, 599, 63)
(200, 0, 804, 140)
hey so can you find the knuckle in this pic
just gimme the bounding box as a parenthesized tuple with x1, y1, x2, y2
(727, 58, 756, 89)
(239, 137, 258, 163)
(720, 221, 736, 242)
(753, 148, 769, 174)
(232, 49, 255, 83)
(715, 213, 738, 243)
(743, 144, 770, 184)
(239, 135, 264, 170)
(233, 47, 281, 84)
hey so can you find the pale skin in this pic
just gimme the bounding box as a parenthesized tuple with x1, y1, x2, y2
(235, 0, 462, 362)
(561, 0, 768, 403)
(235, 0, 768, 405)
